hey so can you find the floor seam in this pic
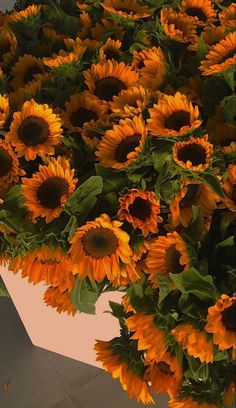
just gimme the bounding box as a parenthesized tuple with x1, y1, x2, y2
(50, 361, 82, 408)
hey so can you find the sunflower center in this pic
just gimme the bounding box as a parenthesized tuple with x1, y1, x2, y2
(104, 48, 120, 60)
(18, 116, 49, 146)
(128, 197, 151, 221)
(0, 146, 13, 177)
(117, 7, 133, 13)
(166, 244, 184, 274)
(156, 361, 174, 376)
(177, 143, 206, 166)
(221, 301, 236, 332)
(186, 7, 207, 22)
(179, 184, 200, 208)
(165, 110, 191, 132)
(232, 184, 236, 204)
(37, 176, 69, 209)
(82, 227, 118, 258)
(115, 133, 141, 163)
(219, 47, 236, 64)
(95, 76, 127, 101)
(24, 65, 43, 83)
(70, 108, 98, 128)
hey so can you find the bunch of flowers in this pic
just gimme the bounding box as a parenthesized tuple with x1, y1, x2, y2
(0, 0, 235, 406)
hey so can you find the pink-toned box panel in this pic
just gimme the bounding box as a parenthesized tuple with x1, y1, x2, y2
(1, 266, 122, 368)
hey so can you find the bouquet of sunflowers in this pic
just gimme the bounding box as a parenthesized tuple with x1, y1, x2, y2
(0, 0, 235, 406)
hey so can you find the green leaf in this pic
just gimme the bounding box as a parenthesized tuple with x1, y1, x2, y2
(183, 206, 203, 243)
(202, 76, 232, 116)
(223, 65, 236, 91)
(216, 236, 234, 249)
(109, 301, 125, 318)
(95, 165, 126, 193)
(170, 267, 218, 302)
(199, 173, 225, 198)
(156, 275, 173, 307)
(220, 95, 236, 125)
(196, 35, 208, 60)
(70, 276, 99, 315)
(61, 215, 78, 241)
(0, 282, 9, 298)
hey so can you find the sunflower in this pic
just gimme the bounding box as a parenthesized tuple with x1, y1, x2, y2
(147, 92, 201, 137)
(69, 214, 138, 286)
(99, 38, 122, 62)
(224, 382, 236, 408)
(146, 351, 182, 398)
(222, 164, 236, 213)
(81, 116, 115, 149)
(0, 94, 9, 128)
(132, 239, 154, 277)
(188, 26, 225, 52)
(21, 156, 77, 223)
(44, 286, 76, 316)
(134, 47, 167, 91)
(60, 91, 107, 133)
(0, 139, 24, 188)
(170, 178, 219, 227)
(10, 4, 41, 23)
(171, 323, 213, 363)
(96, 115, 147, 169)
(0, 29, 17, 68)
(94, 340, 154, 404)
(101, 0, 151, 20)
(126, 313, 168, 361)
(122, 293, 135, 313)
(64, 37, 100, 52)
(118, 189, 163, 237)
(83, 60, 139, 103)
(219, 3, 236, 30)
(6, 99, 63, 161)
(43, 47, 86, 69)
(200, 32, 236, 76)
(91, 18, 124, 41)
(180, 0, 217, 27)
(110, 85, 152, 117)
(10, 54, 45, 90)
(145, 232, 191, 286)
(206, 293, 236, 351)
(169, 396, 218, 408)
(160, 8, 197, 43)
(173, 135, 213, 172)
(206, 107, 236, 154)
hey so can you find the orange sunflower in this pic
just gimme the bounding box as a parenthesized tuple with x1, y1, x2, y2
(171, 323, 213, 363)
(200, 32, 236, 76)
(9, 4, 41, 23)
(169, 396, 218, 408)
(101, 0, 151, 20)
(173, 135, 213, 172)
(61, 91, 107, 133)
(96, 115, 147, 169)
(219, 3, 236, 30)
(99, 38, 122, 62)
(0, 94, 9, 128)
(43, 47, 86, 69)
(0, 29, 17, 68)
(81, 116, 115, 149)
(170, 178, 219, 227)
(91, 18, 124, 41)
(118, 189, 162, 237)
(188, 25, 225, 52)
(69, 214, 139, 286)
(83, 60, 139, 102)
(6, 99, 63, 161)
(160, 8, 196, 43)
(147, 92, 202, 137)
(64, 37, 100, 52)
(126, 313, 168, 361)
(224, 382, 236, 408)
(146, 351, 182, 398)
(180, 0, 217, 27)
(145, 231, 191, 287)
(133, 47, 167, 91)
(206, 293, 236, 351)
(222, 164, 236, 212)
(10, 54, 45, 90)
(206, 107, 236, 155)
(94, 340, 154, 404)
(44, 286, 76, 316)
(110, 85, 152, 117)
(0, 139, 24, 188)
(21, 156, 77, 223)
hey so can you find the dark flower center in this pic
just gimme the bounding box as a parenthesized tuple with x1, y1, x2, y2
(24, 65, 43, 84)
(95, 76, 127, 101)
(156, 361, 174, 376)
(115, 133, 141, 163)
(128, 197, 151, 221)
(177, 143, 207, 166)
(179, 184, 200, 208)
(186, 7, 207, 22)
(105, 48, 120, 60)
(221, 301, 236, 332)
(18, 116, 49, 146)
(219, 47, 236, 64)
(37, 176, 69, 209)
(166, 244, 185, 274)
(165, 110, 191, 132)
(117, 7, 133, 13)
(232, 184, 236, 205)
(82, 227, 118, 258)
(0, 146, 13, 177)
(70, 108, 98, 128)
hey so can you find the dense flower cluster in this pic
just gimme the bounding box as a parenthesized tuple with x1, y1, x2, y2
(0, 0, 235, 406)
